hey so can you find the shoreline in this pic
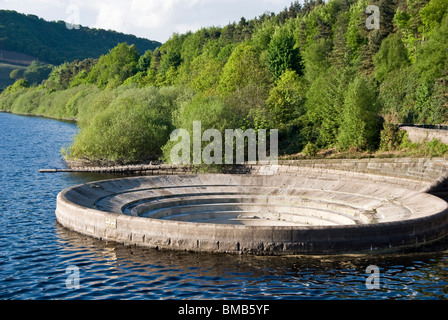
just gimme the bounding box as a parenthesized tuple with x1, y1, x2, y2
(0, 109, 77, 123)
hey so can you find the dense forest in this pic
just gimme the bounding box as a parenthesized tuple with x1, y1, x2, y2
(0, 10, 161, 65)
(0, 0, 447, 165)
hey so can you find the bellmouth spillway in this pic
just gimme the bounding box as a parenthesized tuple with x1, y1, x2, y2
(55, 159, 448, 255)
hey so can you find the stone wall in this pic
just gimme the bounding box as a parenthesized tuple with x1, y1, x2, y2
(401, 126, 448, 145)
(64, 158, 448, 181)
(59, 157, 448, 193)
(272, 158, 448, 186)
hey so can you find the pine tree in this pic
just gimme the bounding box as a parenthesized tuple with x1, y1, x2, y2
(330, 12, 351, 70)
(359, 0, 400, 76)
(266, 28, 303, 80)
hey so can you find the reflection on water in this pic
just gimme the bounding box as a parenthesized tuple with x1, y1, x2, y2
(1, 112, 448, 300)
(54, 223, 448, 300)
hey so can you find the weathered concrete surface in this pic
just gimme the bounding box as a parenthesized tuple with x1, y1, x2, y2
(55, 158, 448, 255)
(401, 126, 448, 145)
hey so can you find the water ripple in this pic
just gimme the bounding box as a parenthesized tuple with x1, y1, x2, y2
(2, 113, 448, 300)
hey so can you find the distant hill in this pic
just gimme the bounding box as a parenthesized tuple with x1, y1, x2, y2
(0, 62, 26, 90)
(0, 10, 161, 66)
(0, 50, 35, 66)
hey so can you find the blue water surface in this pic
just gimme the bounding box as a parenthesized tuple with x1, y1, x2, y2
(1, 112, 448, 300)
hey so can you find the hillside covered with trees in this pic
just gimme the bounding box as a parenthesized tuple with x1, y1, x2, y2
(0, 10, 161, 65)
(0, 0, 447, 165)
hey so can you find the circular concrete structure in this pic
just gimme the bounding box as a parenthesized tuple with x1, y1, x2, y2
(55, 169, 448, 255)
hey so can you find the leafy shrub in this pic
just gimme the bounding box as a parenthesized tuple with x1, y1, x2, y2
(379, 123, 405, 151)
(161, 93, 240, 164)
(302, 142, 318, 157)
(67, 86, 192, 164)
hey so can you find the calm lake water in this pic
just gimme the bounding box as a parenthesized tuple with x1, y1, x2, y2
(1, 112, 448, 300)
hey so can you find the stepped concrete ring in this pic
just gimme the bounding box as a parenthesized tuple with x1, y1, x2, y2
(55, 170, 448, 255)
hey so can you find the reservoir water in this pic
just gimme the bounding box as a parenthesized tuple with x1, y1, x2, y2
(1, 112, 448, 300)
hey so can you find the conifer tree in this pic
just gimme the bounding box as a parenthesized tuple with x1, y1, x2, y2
(266, 28, 303, 80)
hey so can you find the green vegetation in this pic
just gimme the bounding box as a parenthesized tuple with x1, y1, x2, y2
(0, 10, 161, 65)
(66, 86, 192, 164)
(9, 61, 53, 85)
(338, 76, 381, 151)
(1, 0, 448, 165)
(383, 130, 448, 158)
(0, 62, 26, 91)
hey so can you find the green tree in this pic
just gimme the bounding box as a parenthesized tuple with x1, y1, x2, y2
(188, 54, 224, 94)
(412, 79, 440, 123)
(266, 27, 303, 80)
(345, 0, 368, 64)
(329, 10, 351, 70)
(373, 33, 410, 83)
(3, 79, 29, 94)
(378, 66, 419, 123)
(137, 50, 152, 72)
(217, 43, 272, 121)
(20, 61, 53, 85)
(85, 43, 140, 88)
(306, 68, 351, 148)
(338, 76, 381, 150)
(217, 43, 271, 96)
(68, 87, 186, 164)
(161, 94, 239, 165)
(44, 63, 70, 91)
(420, 0, 448, 33)
(358, 0, 399, 76)
(9, 68, 25, 81)
(394, 0, 431, 63)
(266, 70, 307, 127)
(302, 37, 333, 82)
(160, 48, 182, 74)
(414, 13, 448, 80)
(251, 17, 278, 49)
